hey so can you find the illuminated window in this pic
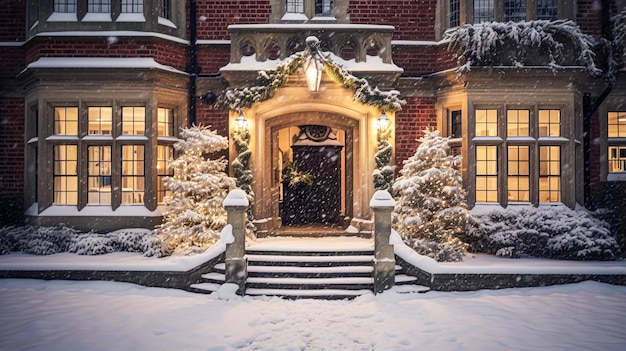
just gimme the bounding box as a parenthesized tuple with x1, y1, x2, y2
(507, 145, 530, 202)
(54, 145, 78, 204)
(507, 109, 529, 136)
(88, 0, 110, 13)
(121, 145, 145, 204)
(538, 109, 560, 137)
(121, 0, 143, 13)
(475, 109, 498, 136)
(122, 107, 145, 135)
(88, 107, 112, 135)
(608, 112, 626, 138)
(474, 0, 494, 23)
(157, 108, 174, 137)
(608, 112, 626, 173)
(476, 145, 498, 202)
(157, 145, 174, 203)
(88, 146, 112, 205)
(54, 0, 76, 13)
(54, 107, 78, 135)
(286, 0, 305, 13)
(539, 145, 560, 202)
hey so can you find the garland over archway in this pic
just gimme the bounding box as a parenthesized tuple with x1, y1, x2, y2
(217, 37, 406, 112)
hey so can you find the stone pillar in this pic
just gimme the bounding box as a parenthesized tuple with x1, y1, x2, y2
(223, 189, 249, 295)
(370, 190, 396, 294)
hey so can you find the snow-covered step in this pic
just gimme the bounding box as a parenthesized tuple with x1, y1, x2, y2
(247, 276, 374, 290)
(189, 282, 221, 294)
(246, 254, 374, 267)
(245, 288, 374, 299)
(395, 274, 419, 284)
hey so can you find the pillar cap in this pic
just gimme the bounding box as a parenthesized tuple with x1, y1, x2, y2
(223, 188, 249, 208)
(370, 190, 396, 209)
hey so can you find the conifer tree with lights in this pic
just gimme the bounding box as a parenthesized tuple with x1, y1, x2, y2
(392, 129, 468, 261)
(372, 113, 394, 191)
(156, 125, 236, 256)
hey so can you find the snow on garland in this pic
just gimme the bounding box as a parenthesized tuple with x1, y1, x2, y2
(217, 44, 405, 112)
(445, 20, 602, 77)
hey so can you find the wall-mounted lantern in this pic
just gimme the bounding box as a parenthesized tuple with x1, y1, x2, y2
(377, 111, 389, 131)
(304, 36, 323, 92)
(235, 111, 248, 131)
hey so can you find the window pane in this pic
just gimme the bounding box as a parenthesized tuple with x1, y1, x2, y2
(475, 109, 498, 136)
(121, 0, 143, 13)
(54, 0, 76, 13)
(157, 108, 174, 137)
(608, 146, 626, 172)
(449, 110, 462, 138)
(122, 107, 145, 135)
(537, 0, 557, 20)
(88, 146, 112, 205)
(286, 0, 304, 13)
(507, 109, 530, 136)
(608, 112, 626, 138)
(88, 0, 110, 13)
(539, 146, 560, 202)
(508, 146, 530, 202)
(157, 145, 174, 203)
(476, 145, 498, 202)
(88, 107, 112, 135)
(121, 145, 145, 204)
(315, 0, 333, 16)
(53, 145, 78, 205)
(160, 0, 171, 19)
(450, 0, 460, 27)
(504, 0, 526, 22)
(538, 109, 560, 137)
(474, 0, 494, 23)
(54, 107, 78, 135)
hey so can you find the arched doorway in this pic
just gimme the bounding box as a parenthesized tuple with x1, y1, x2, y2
(254, 110, 365, 233)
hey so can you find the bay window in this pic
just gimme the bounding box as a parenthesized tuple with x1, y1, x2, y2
(472, 106, 566, 206)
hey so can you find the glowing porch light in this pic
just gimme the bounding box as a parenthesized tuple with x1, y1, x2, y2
(305, 36, 323, 92)
(235, 111, 248, 131)
(377, 111, 389, 130)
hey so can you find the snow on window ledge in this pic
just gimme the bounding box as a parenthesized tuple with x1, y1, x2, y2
(116, 13, 146, 23)
(37, 205, 163, 217)
(607, 173, 626, 182)
(82, 13, 112, 22)
(311, 16, 337, 22)
(281, 13, 308, 21)
(48, 12, 78, 22)
(158, 17, 177, 29)
(45, 135, 79, 142)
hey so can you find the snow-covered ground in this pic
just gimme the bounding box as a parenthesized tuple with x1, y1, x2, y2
(0, 279, 625, 351)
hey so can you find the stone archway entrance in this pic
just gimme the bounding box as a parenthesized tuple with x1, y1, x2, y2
(255, 110, 363, 234)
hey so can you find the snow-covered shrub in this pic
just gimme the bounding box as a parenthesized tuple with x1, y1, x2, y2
(156, 125, 236, 256)
(0, 225, 78, 255)
(445, 20, 601, 77)
(392, 129, 468, 262)
(69, 233, 114, 255)
(0, 226, 161, 256)
(464, 206, 621, 260)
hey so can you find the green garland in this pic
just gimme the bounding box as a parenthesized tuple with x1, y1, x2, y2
(217, 51, 405, 112)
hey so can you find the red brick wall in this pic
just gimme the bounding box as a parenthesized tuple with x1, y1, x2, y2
(0, 46, 25, 78)
(197, 45, 230, 74)
(24, 37, 188, 71)
(0, 97, 25, 196)
(576, 0, 603, 37)
(394, 97, 437, 166)
(0, 0, 26, 42)
(393, 46, 457, 75)
(196, 102, 229, 137)
(196, 0, 271, 40)
(349, 0, 437, 41)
